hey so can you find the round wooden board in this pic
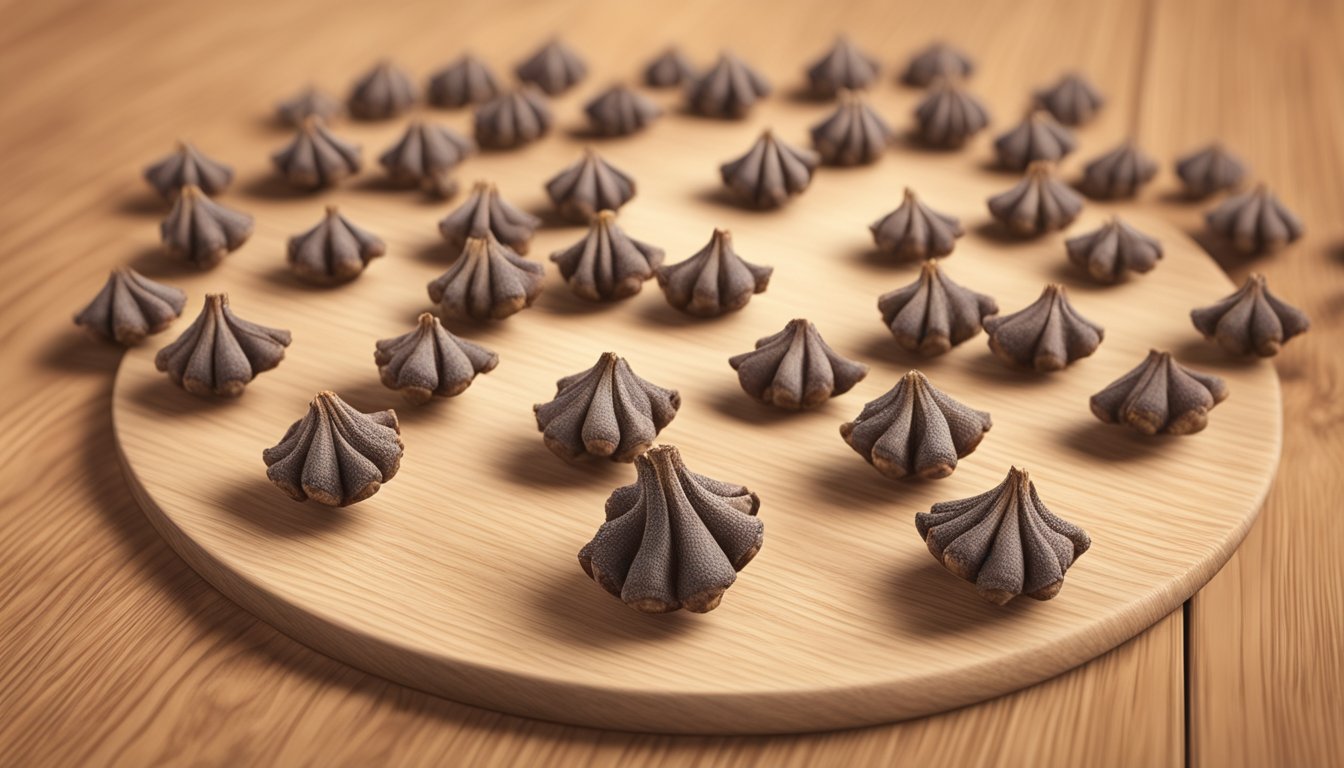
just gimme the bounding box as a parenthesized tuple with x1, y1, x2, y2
(112, 88, 1280, 734)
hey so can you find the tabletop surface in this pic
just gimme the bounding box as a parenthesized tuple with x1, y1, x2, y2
(1, 0, 1340, 765)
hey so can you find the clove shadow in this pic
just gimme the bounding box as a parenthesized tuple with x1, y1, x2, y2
(1170, 336, 1264, 371)
(217, 475, 356, 538)
(262, 264, 365, 293)
(410, 238, 458, 265)
(238, 172, 323, 201)
(125, 375, 248, 417)
(35, 328, 126, 374)
(525, 201, 580, 230)
(805, 452, 908, 510)
(970, 220, 1042, 247)
(1044, 259, 1119, 294)
(856, 331, 956, 372)
(1156, 188, 1209, 206)
(528, 567, 699, 646)
(896, 129, 967, 154)
(495, 432, 628, 489)
(881, 555, 1033, 636)
(705, 386, 816, 426)
(960, 348, 1057, 389)
(127, 244, 207, 279)
(977, 157, 1021, 176)
(115, 190, 169, 217)
(1188, 227, 1262, 274)
(690, 185, 759, 211)
(1058, 419, 1169, 463)
(634, 294, 733, 328)
(533, 282, 625, 316)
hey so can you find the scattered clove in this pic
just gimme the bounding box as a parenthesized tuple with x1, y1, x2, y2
(584, 84, 662, 136)
(375, 312, 498, 404)
(272, 117, 362, 189)
(438, 180, 541, 255)
(987, 161, 1083, 236)
(1033, 72, 1104, 126)
(984, 284, 1102, 371)
(1175, 143, 1247, 198)
(263, 391, 403, 506)
(1190, 274, 1309, 357)
(729, 318, 868, 409)
(143, 141, 233, 198)
(841, 370, 991, 479)
(1205, 184, 1304, 254)
(534, 352, 680, 462)
(1065, 217, 1162, 284)
(515, 39, 587, 95)
(286, 206, 385, 285)
(160, 185, 253, 269)
(1089, 350, 1229, 435)
(427, 54, 501, 108)
(155, 293, 290, 396)
(655, 229, 772, 316)
(993, 110, 1076, 172)
(545, 149, 637, 222)
(1079, 141, 1158, 199)
(550, 210, 664, 301)
(870, 187, 963, 259)
(805, 36, 880, 98)
(474, 86, 553, 150)
(378, 120, 476, 198)
(809, 91, 892, 166)
(900, 42, 974, 87)
(347, 60, 416, 120)
(276, 85, 343, 127)
(579, 444, 762, 613)
(427, 234, 545, 320)
(719, 129, 819, 208)
(878, 260, 998, 355)
(912, 79, 990, 149)
(74, 267, 186, 345)
(643, 47, 697, 88)
(686, 52, 771, 119)
(915, 467, 1090, 604)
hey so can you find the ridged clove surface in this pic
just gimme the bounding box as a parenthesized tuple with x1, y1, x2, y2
(1191, 274, 1309, 357)
(427, 234, 545, 320)
(1175, 143, 1247, 198)
(1065, 217, 1163, 284)
(878, 260, 998, 355)
(719, 129, 819, 209)
(655, 229, 772, 316)
(534, 352, 680, 462)
(1033, 72, 1104, 126)
(900, 42, 974, 86)
(375, 312, 498, 404)
(428, 54, 501, 108)
(160, 185, 253, 269)
(474, 87, 552, 149)
(728, 319, 868, 409)
(987, 161, 1083, 236)
(984, 284, 1102, 371)
(912, 80, 990, 148)
(643, 47, 696, 88)
(438, 181, 541, 255)
(870, 187, 964, 259)
(841, 370, 991, 479)
(686, 52, 771, 118)
(287, 206, 385, 285)
(272, 118, 362, 189)
(993, 111, 1076, 171)
(809, 91, 892, 166)
(551, 210, 664, 301)
(584, 84, 662, 136)
(74, 267, 186, 345)
(143, 141, 233, 198)
(1205, 184, 1304, 254)
(347, 61, 415, 120)
(515, 39, 587, 95)
(155, 293, 290, 396)
(263, 391, 403, 506)
(545, 149, 637, 222)
(1080, 141, 1158, 199)
(378, 121, 476, 198)
(1090, 350, 1229, 435)
(805, 37, 880, 97)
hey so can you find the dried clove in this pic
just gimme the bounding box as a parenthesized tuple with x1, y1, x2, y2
(993, 110, 1076, 172)
(263, 391, 403, 506)
(534, 352, 680, 462)
(515, 39, 587, 95)
(584, 84, 662, 136)
(1033, 72, 1104, 126)
(1080, 141, 1157, 199)
(686, 52, 771, 119)
(276, 85, 343, 127)
(805, 36, 880, 98)
(347, 60, 416, 120)
(287, 206, 385, 285)
(655, 229, 772, 316)
(729, 318, 868, 409)
(375, 312, 498, 404)
(74, 267, 186, 345)
(143, 141, 233, 198)
(870, 187, 963, 259)
(272, 117, 362, 189)
(160, 185, 253, 269)
(1205, 184, 1304, 254)
(719, 129, 819, 208)
(155, 293, 290, 396)
(1065, 217, 1162, 284)
(987, 161, 1083, 236)
(550, 210, 664, 301)
(438, 180, 541, 255)
(378, 120, 476, 198)
(841, 370, 991, 479)
(878, 260, 998, 355)
(427, 54, 501, 108)
(809, 91, 892, 166)
(900, 42, 974, 87)
(1175, 143, 1246, 198)
(912, 79, 990, 149)
(915, 467, 1090, 604)
(984, 284, 1102, 371)
(643, 47, 696, 88)
(1090, 350, 1229, 435)
(579, 444, 762, 613)
(545, 148, 637, 222)
(1191, 274, 1309, 357)
(427, 234, 545, 320)
(474, 86, 553, 149)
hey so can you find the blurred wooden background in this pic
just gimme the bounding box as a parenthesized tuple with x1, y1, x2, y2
(0, 0, 1340, 764)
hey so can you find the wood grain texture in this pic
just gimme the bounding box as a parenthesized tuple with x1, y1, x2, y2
(1134, 1, 1344, 765)
(0, 0, 1332, 761)
(108, 101, 1278, 734)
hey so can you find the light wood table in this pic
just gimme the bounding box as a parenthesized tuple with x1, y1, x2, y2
(1, 0, 1340, 764)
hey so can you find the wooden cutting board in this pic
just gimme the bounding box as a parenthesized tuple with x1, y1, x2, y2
(111, 85, 1279, 734)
